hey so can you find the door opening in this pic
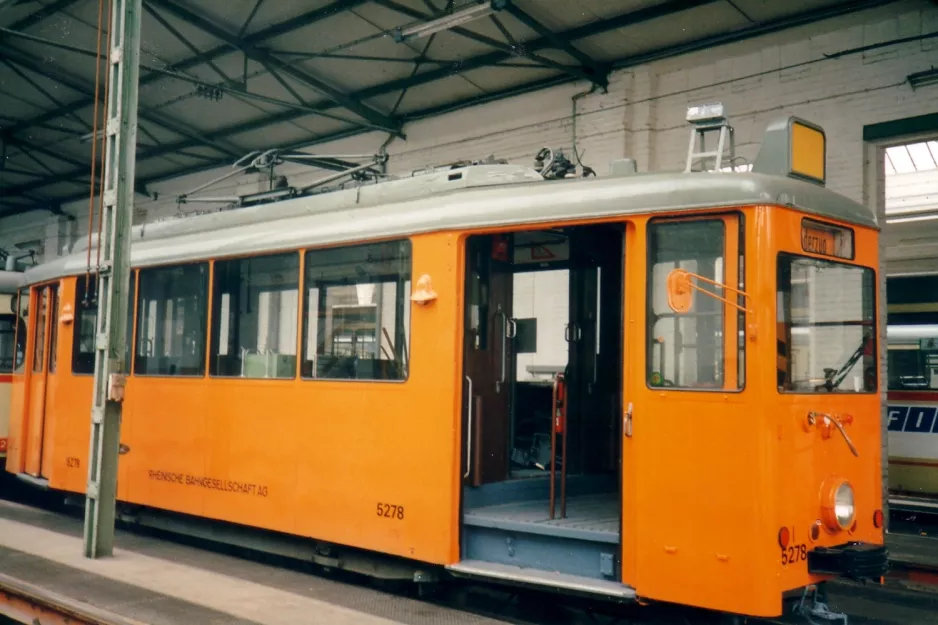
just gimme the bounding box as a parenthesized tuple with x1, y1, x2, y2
(458, 223, 625, 585)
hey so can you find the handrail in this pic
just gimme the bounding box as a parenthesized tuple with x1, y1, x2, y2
(549, 373, 568, 520)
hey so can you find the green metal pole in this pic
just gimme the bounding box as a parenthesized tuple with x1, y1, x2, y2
(83, 0, 141, 558)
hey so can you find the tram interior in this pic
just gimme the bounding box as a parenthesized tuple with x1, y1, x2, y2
(460, 225, 624, 581)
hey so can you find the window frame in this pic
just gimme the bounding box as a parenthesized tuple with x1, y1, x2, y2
(644, 212, 746, 393)
(0, 313, 16, 374)
(208, 250, 301, 381)
(133, 261, 210, 378)
(72, 272, 138, 376)
(300, 238, 413, 384)
(775, 251, 878, 395)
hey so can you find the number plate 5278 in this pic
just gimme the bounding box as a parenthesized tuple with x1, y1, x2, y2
(782, 544, 807, 565)
(377, 502, 404, 520)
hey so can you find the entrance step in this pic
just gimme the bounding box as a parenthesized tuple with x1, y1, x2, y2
(447, 560, 635, 599)
(462, 493, 620, 581)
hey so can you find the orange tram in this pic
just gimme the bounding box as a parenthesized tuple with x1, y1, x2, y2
(5, 112, 887, 622)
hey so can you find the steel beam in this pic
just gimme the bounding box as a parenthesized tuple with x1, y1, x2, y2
(1, 0, 898, 204)
(3, 0, 368, 136)
(83, 0, 141, 559)
(375, 0, 607, 87)
(0, 46, 242, 157)
(499, 1, 603, 71)
(146, 0, 402, 135)
(2, 0, 82, 32)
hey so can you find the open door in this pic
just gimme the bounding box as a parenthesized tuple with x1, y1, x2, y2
(23, 283, 58, 478)
(463, 234, 513, 486)
(623, 214, 750, 611)
(568, 226, 623, 476)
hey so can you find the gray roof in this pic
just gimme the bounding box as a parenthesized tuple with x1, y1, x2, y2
(0, 271, 24, 293)
(22, 164, 875, 286)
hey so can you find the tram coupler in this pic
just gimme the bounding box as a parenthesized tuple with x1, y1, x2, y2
(792, 584, 847, 625)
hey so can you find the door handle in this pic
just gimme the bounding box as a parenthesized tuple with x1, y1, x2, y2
(495, 308, 507, 392)
(465, 375, 473, 478)
(624, 402, 633, 438)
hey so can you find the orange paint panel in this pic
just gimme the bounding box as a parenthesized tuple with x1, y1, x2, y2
(38, 234, 464, 566)
(764, 206, 882, 597)
(7, 371, 26, 473)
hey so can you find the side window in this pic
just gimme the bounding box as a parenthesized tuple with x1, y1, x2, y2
(48, 286, 58, 373)
(13, 289, 27, 373)
(0, 315, 14, 373)
(73, 277, 98, 374)
(73, 275, 136, 375)
(32, 287, 47, 372)
(210, 252, 300, 379)
(302, 240, 411, 381)
(647, 219, 733, 389)
(135, 263, 208, 376)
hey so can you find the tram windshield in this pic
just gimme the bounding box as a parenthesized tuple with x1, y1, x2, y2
(776, 253, 877, 393)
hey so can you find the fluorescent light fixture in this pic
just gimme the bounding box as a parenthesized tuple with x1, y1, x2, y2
(908, 67, 938, 90)
(686, 102, 725, 123)
(392, 0, 505, 42)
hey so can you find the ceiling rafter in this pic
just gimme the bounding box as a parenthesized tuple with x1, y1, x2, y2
(374, 0, 608, 87)
(0, 46, 244, 158)
(499, 1, 604, 72)
(1, 0, 82, 33)
(2, 0, 370, 137)
(145, 0, 403, 136)
(0, 0, 902, 218)
(0, 0, 732, 202)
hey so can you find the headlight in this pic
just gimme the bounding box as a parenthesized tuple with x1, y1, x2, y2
(834, 482, 855, 529)
(821, 478, 856, 532)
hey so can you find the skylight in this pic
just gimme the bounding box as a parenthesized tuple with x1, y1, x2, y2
(885, 141, 938, 174)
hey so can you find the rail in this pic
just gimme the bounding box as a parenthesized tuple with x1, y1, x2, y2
(0, 573, 145, 625)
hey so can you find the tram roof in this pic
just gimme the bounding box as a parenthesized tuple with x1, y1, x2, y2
(0, 270, 24, 293)
(23, 166, 875, 286)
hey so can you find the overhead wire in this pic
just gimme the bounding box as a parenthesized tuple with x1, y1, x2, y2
(95, 0, 114, 292)
(83, 0, 106, 302)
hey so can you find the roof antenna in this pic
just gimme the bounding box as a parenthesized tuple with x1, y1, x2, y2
(684, 102, 735, 173)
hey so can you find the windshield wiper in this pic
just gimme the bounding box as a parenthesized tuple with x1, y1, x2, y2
(816, 332, 873, 392)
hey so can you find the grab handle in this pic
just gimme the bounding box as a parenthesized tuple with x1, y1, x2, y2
(464, 375, 473, 478)
(496, 308, 507, 391)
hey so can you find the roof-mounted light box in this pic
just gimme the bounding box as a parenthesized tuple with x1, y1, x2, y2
(752, 117, 827, 186)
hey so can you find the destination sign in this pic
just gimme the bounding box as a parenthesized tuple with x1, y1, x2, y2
(801, 218, 853, 260)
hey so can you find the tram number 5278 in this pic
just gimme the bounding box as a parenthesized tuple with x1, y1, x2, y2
(376, 502, 404, 520)
(781, 544, 807, 565)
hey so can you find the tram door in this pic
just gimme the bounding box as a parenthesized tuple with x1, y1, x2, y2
(568, 227, 623, 475)
(23, 283, 58, 478)
(622, 215, 749, 609)
(462, 235, 514, 486)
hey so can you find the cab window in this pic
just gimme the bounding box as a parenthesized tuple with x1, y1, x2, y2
(646, 216, 744, 390)
(776, 254, 876, 393)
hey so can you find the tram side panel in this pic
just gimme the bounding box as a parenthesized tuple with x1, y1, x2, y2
(887, 395, 938, 498)
(40, 233, 464, 566)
